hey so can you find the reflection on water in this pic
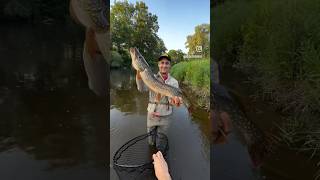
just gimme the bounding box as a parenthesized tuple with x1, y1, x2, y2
(0, 24, 107, 179)
(110, 70, 210, 180)
(212, 78, 318, 180)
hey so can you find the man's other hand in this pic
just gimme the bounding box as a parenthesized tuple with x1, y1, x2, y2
(170, 96, 183, 107)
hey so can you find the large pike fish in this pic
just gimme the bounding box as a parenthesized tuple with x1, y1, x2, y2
(69, 0, 109, 96)
(129, 47, 190, 108)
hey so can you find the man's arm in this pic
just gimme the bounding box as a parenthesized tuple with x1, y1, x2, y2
(136, 70, 148, 92)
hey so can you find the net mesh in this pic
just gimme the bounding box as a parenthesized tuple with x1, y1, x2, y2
(113, 127, 169, 180)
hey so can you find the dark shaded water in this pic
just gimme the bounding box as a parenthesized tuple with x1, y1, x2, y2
(212, 67, 318, 180)
(110, 70, 210, 180)
(0, 24, 107, 179)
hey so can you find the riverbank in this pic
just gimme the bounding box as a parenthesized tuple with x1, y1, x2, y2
(218, 65, 318, 180)
(212, 0, 320, 178)
(171, 59, 210, 110)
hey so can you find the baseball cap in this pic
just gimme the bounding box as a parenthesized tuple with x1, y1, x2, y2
(158, 54, 171, 61)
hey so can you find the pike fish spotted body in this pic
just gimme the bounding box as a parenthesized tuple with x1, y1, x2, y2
(70, 0, 108, 32)
(140, 68, 184, 99)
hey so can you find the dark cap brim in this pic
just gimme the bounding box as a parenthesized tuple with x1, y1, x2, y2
(158, 55, 171, 61)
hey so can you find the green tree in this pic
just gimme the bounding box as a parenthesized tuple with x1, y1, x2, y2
(185, 24, 210, 58)
(110, 0, 166, 66)
(167, 49, 185, 64)
(110, 1, 135, 50)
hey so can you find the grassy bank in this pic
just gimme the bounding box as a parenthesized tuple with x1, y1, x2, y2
(212, 0, 320, 177)
(171, 59, 210, 109)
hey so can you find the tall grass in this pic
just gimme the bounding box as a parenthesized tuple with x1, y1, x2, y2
(213, 0, 320, 177)
(171, 59, 210, 108)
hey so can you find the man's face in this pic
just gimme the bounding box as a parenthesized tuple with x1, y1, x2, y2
(158, 58, 171, 73)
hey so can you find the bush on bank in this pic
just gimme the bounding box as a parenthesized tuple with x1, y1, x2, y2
(212, 0, 320, 175)
(171, 59, 210, 108)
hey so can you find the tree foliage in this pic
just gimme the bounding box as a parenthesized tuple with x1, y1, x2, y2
(185, 24, 210, 58)
(167, 49, 185, 64)
(110, 0, 166, 66)
(212, 0, 320, 173)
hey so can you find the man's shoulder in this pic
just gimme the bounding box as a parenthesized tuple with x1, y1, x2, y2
(169, 76, 179, 84)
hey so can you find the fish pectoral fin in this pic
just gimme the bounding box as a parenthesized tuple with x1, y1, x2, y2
(155, 93, 162, 102)
(85, 28, 99, 60)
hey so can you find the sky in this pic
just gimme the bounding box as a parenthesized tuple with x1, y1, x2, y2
(110, 0, 210, 53)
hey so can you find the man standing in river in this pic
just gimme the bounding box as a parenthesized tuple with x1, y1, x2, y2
(136, 54, 182, 145)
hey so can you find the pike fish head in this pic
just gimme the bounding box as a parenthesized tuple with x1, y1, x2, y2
(130, 47, 148, 71)
(129, 47, 144, 60)
(129, 47, 138, 62)
(130, 47, 141, 71)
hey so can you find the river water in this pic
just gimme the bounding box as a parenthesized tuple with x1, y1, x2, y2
(0, 23, 107, 179)
(110, 69, 210, 180)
